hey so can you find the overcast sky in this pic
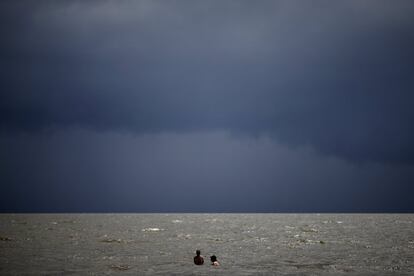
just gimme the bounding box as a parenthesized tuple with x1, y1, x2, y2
(1, 1, 414, 212)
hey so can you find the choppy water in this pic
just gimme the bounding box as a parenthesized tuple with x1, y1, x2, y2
(1, 214, 413, 275)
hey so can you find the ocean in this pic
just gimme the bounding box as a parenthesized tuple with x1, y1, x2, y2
(1, 214, 413, 275)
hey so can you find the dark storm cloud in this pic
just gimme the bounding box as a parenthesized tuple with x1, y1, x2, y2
(1, 0, 414, 164)
(2, 130, 413, 212)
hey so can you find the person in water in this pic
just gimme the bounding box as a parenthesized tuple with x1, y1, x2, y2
(194, 250, 204, 265)
(210, 255, 220, 266)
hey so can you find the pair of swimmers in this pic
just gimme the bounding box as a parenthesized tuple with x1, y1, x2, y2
(194, 250, 219, 266)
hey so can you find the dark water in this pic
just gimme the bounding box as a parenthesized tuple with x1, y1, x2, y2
(1, 214, 413, 275)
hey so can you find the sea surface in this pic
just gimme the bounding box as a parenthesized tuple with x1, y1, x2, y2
(1, 214, 413, 275)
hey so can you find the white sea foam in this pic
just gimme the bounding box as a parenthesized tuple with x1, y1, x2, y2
(142, 227, 164, 232)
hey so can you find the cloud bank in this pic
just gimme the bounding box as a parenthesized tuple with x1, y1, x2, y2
(2, 129, 413, 212)
(1, 1, 414, 164)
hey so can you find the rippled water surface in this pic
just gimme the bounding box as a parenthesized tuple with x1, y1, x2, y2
(1, 214, 413, 275)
